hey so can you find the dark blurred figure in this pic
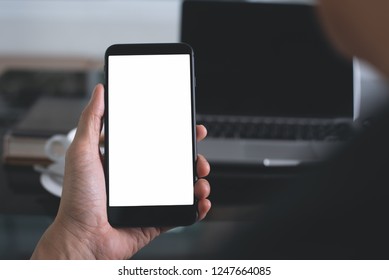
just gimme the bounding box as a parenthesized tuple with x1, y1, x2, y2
(214, 0, 389, 259)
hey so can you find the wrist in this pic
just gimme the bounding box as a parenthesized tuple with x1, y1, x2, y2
(31, 219, 96, 260)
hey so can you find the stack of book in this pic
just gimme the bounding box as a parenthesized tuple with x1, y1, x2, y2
(2, 97, 88, 166)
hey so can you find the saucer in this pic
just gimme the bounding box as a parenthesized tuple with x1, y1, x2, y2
(40, 173, 63, 197)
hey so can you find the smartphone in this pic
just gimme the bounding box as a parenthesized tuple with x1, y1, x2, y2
(104, 43, 197, 227)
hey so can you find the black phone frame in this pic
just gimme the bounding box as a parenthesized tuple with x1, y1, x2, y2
(104, 43, 197, 227)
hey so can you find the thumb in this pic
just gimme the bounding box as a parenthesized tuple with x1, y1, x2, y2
(73, 84, 105, 147)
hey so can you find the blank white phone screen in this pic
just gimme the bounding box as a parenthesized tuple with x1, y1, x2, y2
(108, 54, 194, 207)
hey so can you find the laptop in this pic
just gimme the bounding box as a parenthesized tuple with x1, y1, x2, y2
(180, 0, 360, 166)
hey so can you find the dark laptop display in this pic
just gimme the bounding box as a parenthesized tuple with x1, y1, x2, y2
(181, 1, 353, 119)
(180, 0, 356, 165)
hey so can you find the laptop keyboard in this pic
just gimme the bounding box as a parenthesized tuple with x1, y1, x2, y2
(199, 117, 354, 141)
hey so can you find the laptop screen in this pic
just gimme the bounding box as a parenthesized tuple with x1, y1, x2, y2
(181, 1, 354, 118)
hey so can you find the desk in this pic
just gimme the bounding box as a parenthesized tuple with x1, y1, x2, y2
(0, 127, 303, 259)
(0, 145, 300, 217)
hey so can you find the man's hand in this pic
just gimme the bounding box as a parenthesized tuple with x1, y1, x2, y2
(31, 84, 211, 259)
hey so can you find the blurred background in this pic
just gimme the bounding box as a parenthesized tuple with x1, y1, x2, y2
(1, 0, 389, 259)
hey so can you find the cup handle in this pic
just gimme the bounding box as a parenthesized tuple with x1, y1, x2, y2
(44, 135, 70, 163)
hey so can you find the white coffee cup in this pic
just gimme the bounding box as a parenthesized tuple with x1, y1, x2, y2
(44, 128, 77, 163)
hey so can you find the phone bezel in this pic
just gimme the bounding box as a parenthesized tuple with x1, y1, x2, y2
(104, 43, 197, 227)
